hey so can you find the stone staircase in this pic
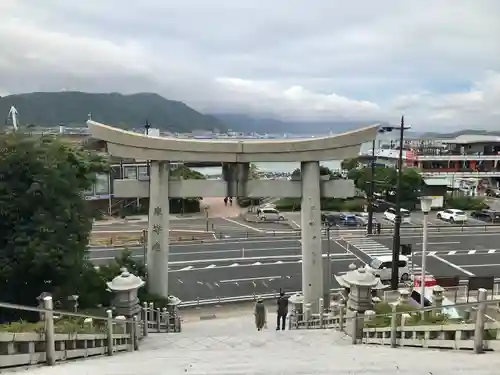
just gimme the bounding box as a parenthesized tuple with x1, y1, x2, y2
(22, 315, 500, 375)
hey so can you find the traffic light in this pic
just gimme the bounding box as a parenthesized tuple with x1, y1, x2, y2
(400, 244, 412, 256)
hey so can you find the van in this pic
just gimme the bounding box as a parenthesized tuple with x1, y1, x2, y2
(383, 208, 411, 224)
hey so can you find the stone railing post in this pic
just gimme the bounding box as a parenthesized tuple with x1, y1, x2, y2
(304, 303, 311, 328)
(142, 302, 148, 334)
(338, 304, 345, 332)
(148, 302, 154, 327)
(129, 317, 136, 352)
(156, 308, 161, 332)
(390, 303, 398, 348)
(318, 298, 324, 328)
(474, 288, 487, 354)
(162, 307, 168, 332)
(350, 311, 358, 345)
(106, 309, 114, 356)
(134, 316, 139, 350)
(43, 296, 56, 366)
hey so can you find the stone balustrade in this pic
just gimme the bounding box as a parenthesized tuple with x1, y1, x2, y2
(0, 331, 132, 368)
(0, 298, 181, 370)
(363, 321, 500, 351)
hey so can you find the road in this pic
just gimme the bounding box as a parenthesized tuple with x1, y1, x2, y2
(87, 227, 500, 301)
(341, 231, 500, 278)
(92, 216, 293, 234)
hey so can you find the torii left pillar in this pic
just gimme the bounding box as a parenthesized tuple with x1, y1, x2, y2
(147, 161, 170, 298)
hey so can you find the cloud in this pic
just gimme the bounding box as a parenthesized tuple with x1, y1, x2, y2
(0, 0, 499, 130)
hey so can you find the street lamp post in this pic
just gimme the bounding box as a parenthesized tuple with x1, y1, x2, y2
(390, 115, 410, 290)
(419, 196, 433, 308)
(367, 139, 376, 235)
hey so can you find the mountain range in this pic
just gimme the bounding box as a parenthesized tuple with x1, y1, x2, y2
(0, 91, 486, 137)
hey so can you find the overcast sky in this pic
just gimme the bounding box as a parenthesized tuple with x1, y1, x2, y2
(1, 0, 499, 130)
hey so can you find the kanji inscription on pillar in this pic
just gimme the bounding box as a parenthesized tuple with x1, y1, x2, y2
(153, 206, 162, 216)
(152, 241, 161, 251)
(153, 224, 162, 235)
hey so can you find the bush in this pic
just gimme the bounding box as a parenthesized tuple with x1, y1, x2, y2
(445, 196, 488, 211)
(238, 197, 263, 208)
(365, 302, 451, 328)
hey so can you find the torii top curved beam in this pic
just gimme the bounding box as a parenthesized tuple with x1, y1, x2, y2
(87, 120, 379, 163)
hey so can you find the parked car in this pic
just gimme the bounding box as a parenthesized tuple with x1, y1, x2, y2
(470, 209, 500, 223)
(383, 208, 411, 224)
(257, 208, 284, 221)
(339, 212, 358, 226)
(486, 189, 500, 198)
(436, 209, 467, 223)
(372, 199, 394, 213)
(256, 203, 276, 214)
(322, 212, 342, 227)
(355, 212, 378, 226)
(366, 255, 411, 282)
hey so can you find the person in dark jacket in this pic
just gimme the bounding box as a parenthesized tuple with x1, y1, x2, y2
(276, 291, 289, 331)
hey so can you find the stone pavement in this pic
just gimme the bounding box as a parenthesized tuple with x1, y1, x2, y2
(201, 196, 240, 218)
(23, 314, 500, 374)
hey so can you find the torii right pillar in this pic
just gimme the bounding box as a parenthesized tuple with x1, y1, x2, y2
(300, 161, 324, 312)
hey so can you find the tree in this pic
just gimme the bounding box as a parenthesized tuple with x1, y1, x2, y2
(0, 133, 108, 320)
(341, 158, 359, 171)
(291, 165, 334, 178)
(348, 165, 424, 206)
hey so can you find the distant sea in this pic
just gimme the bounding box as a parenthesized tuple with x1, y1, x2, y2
(192, 141, 373, 175)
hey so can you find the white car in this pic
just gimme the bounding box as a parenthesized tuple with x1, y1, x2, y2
(256, 203, 276, 214)
(258, 208, 285, 221)
(436, 209, 467, 223)
(366, 255, 411, 282)
(383, 208, 411, 224)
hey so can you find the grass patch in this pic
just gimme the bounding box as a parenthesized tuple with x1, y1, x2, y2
(0, 315, 120, 334)
(364, 302, 455, 328)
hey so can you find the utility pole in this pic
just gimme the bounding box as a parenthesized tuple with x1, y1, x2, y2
(390, 115, 406, 290)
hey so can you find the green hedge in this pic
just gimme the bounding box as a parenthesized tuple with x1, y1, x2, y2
(445, 196, 488, 211)
(275, 198, 366, 212)
(237, 197, 263, 208)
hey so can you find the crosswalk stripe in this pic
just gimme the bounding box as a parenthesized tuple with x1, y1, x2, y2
(345, 236, 426, 275)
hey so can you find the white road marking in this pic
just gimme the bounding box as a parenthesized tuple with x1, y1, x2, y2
(448, 250, 456, 255)
(205, 264, 216, 269)
(457, 263, 500, 268)
(467, 250, 476, 254)
(229, 263, 239, 267)
(430, 254, 475, 276)
(416, 241, 461, 245)
(221, 217, 264, 232)
(220, 276, 282, 283)
(252, 262, 262, 265)
(179, 266, 193, 271)
(488, 249, 496, 254)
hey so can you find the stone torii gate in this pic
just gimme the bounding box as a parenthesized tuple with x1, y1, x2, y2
(88, 121, 379, 310)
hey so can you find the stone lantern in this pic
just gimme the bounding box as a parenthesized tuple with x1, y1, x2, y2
(288, 293, 305, 324)
(335, 266, 386, 313)
(335, 266, 388, 339)
(107, 268, 145, 317)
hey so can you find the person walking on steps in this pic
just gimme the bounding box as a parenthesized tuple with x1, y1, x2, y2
(276, 291, 289, 331)
(229, 197, 233, 206)
(223, 197, 228, 206)
(254, 297, 267, 331)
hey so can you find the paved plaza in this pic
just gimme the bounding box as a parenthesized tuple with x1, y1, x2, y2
(22, 314, 500, 374)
